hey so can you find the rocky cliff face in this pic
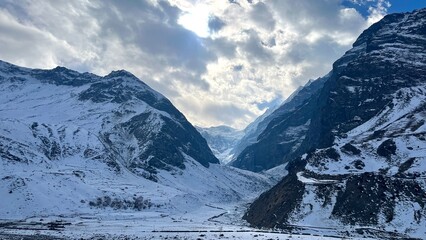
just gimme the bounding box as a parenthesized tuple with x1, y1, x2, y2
(0, 60, 218, 181)
(232, 76, 327, 172)
(234, 8, 426, 174)
(229, 100, 282, 162)
(244, 8, 426, 238)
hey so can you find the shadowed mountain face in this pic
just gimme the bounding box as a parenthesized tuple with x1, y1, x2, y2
(231, 76, 327, 172)
(244, 8, 426, 237)
(234, 8, 426, 173)
(0, 60, 218, 181)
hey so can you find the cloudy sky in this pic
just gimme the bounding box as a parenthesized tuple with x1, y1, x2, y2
(0, 0, 424, 129)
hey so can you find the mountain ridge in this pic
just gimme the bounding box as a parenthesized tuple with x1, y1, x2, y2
(243, 7, 426, 238)
(0, 59, 219, 180)
(0, 59, 276, 224)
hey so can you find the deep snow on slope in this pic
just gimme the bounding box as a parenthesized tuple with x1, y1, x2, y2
(0, 138, 272, 219)
(0, 60, 218, 181)
(287, 85, 426, 237)
(0, 146, 281, 238)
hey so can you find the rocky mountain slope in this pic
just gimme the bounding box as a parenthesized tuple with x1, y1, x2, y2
(229, 100, 282, 162)
(196, 125, 243, 164)
(231, 76, 328, 172)
(244, 8, 426, 238)
(0, 60, 274, 220)
(0, 60, 218, 180)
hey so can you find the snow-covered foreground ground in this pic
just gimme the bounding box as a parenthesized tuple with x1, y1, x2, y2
(0, 207, 370, 240)
(0, 156, 369, 239)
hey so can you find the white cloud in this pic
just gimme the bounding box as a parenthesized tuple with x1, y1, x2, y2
(0, 0, 391, 129)
(0, 8, 84, 69)
(367, 0, 391, 25)
(178, 4, 211, 37)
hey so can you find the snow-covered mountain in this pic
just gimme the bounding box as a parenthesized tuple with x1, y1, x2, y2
(229, 100, 282, 163)
(0, 60, 274, 222)
(244, 8, 426, 238)
(196, 125, 243, 164)
(231, 75, 328, 171)
(0, 60, 219, 180)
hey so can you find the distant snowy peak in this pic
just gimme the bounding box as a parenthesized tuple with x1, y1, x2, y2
(196, 125, 243, 164)
(0, 60, 218, 180)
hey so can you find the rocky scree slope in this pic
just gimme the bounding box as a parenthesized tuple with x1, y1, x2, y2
(244, 8, 426, 238)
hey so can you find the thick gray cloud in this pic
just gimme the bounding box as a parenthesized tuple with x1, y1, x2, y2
(250, 2, 275, 30)
(201, 102, 257, 125)
(269, 0, 343, 30)
(241, 30, 273, 63)
(208, 16, 226, 32)
(93, 0, 215, 89)
(0, 0, 391, 128)
(205, 37, 237, 59)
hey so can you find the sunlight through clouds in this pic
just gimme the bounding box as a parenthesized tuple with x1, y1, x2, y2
(0, 0, 413, 129)
(178, 4, 211, 38)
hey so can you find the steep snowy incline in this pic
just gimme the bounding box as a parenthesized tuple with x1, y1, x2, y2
(0, 60, 218, 180)
(244, 8, 426, 239)
(234, 7, 426, 173)
(231, 75, 328, 172)
(0, 60, 277, 224)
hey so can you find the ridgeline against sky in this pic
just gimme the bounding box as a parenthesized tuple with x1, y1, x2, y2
(0, 0, 424, 129)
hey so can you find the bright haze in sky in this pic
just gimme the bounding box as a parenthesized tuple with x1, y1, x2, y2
(0, 0, 424, 129)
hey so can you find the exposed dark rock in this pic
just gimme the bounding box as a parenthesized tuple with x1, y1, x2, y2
(352, 160, 365, 170)
(377, 139, 397, 158)
(244, 173, 305, 228)
(232, 76, 327, 172)
(244, 159, 306, 228)
(332, 173, 426, 225)
(325, 148, 340, 161)
(341, 143, 361, 155)
(398, 157, 416, 174)
(32, 66, 97, 86)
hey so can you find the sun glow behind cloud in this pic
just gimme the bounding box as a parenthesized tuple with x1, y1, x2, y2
(178, 5, 211, 38)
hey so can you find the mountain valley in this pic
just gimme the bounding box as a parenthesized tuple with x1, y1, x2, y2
(1, 6, 426, 240)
